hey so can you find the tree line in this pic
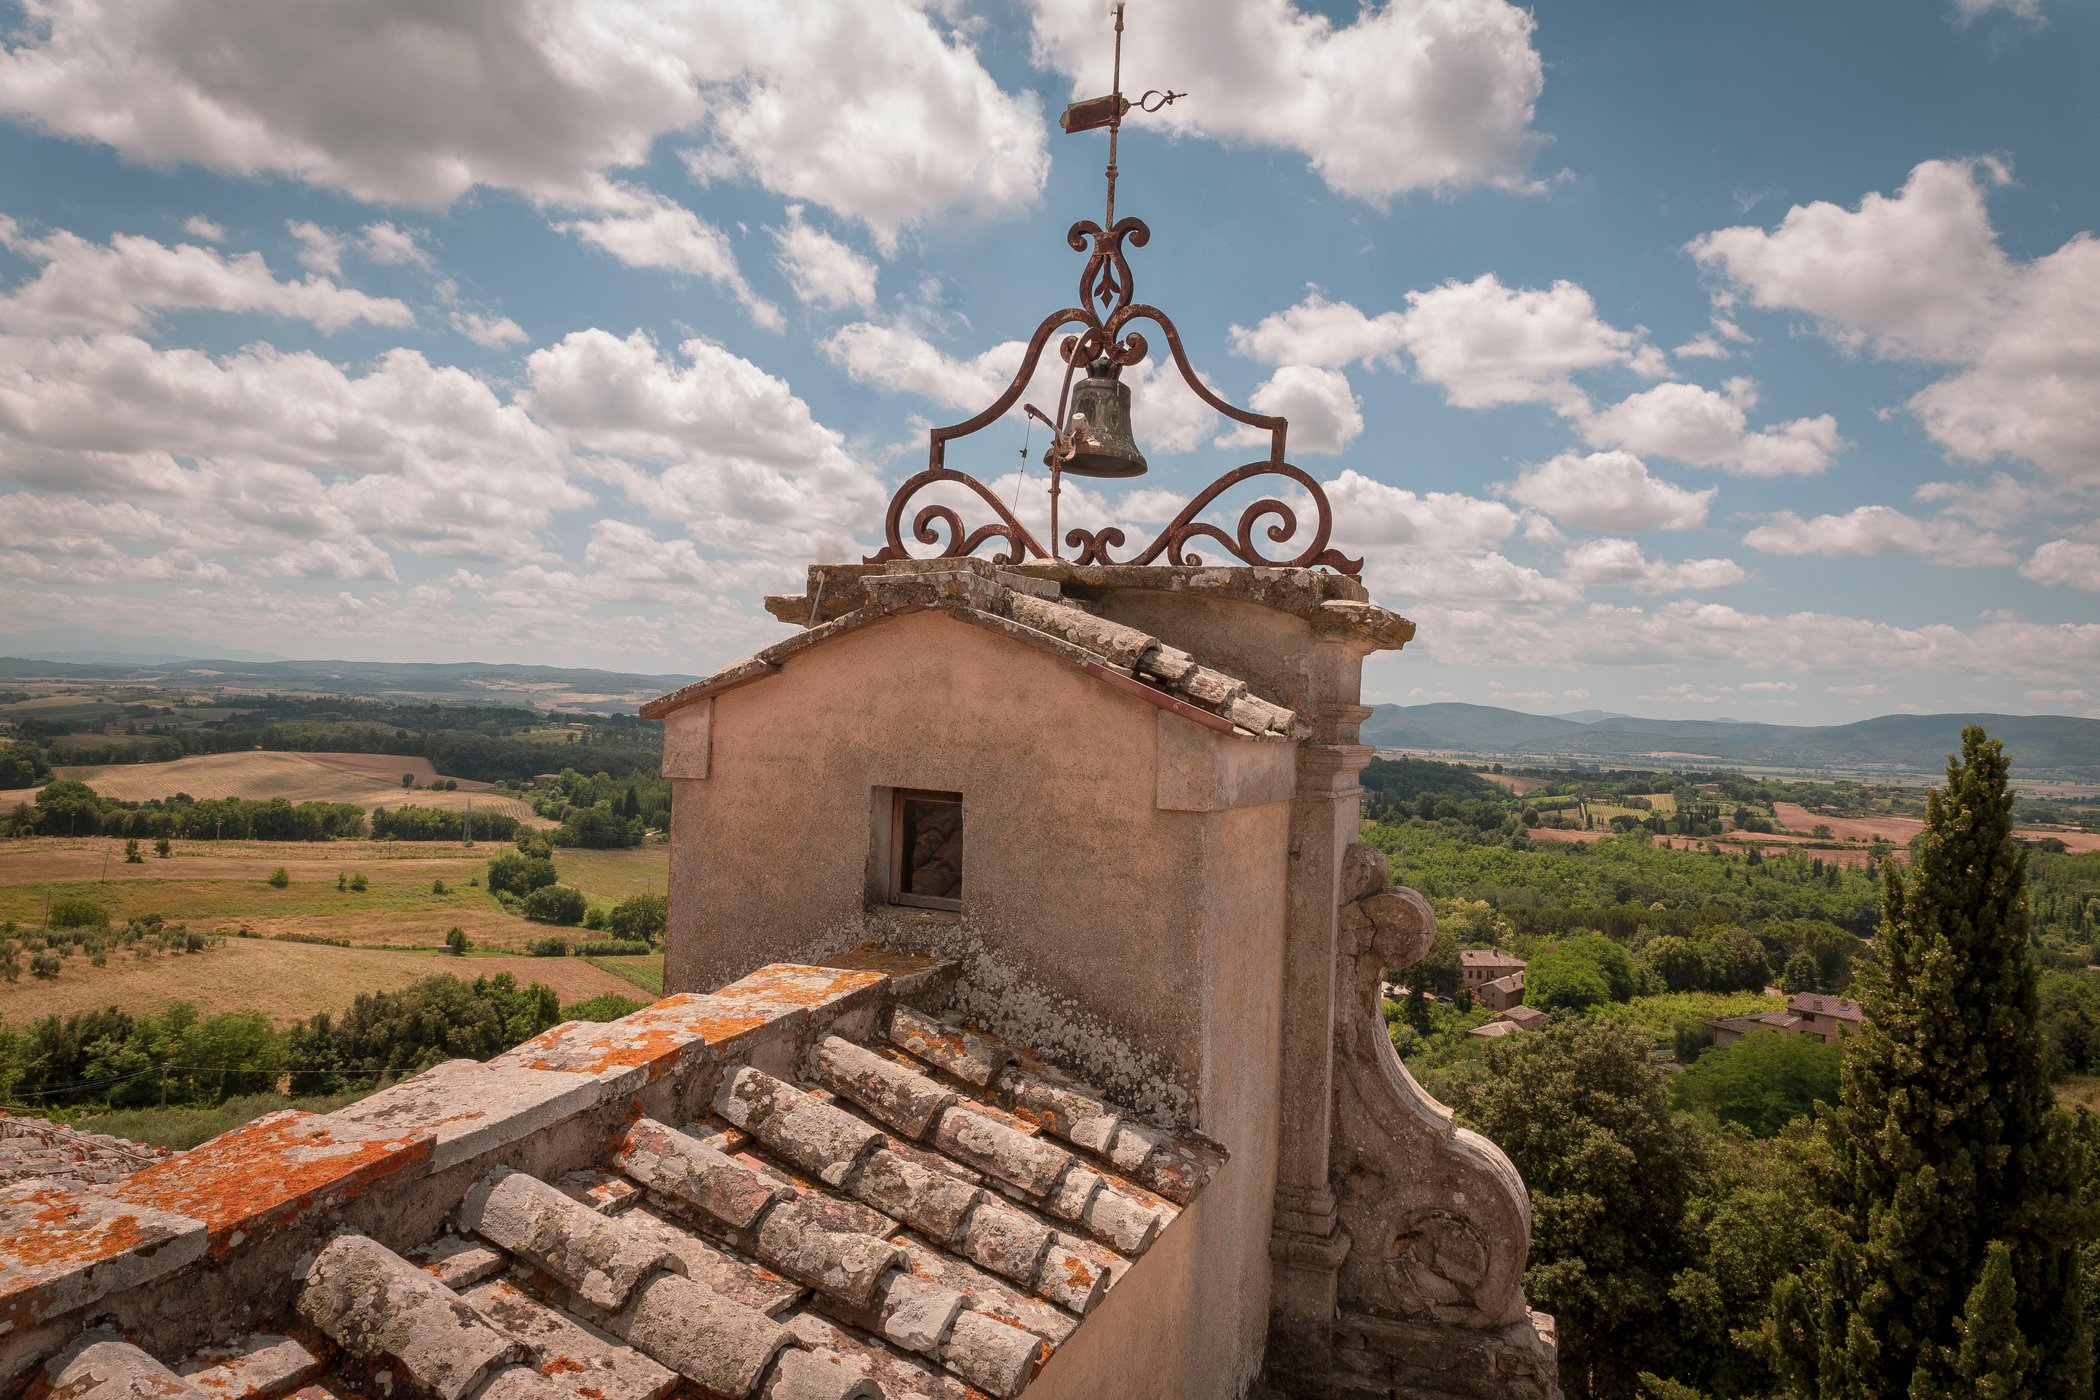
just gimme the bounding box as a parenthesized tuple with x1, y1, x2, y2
(1431, 729, 2098, 1398)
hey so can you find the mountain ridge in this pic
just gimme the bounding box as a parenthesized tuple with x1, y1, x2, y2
(1362, 701, 2100, 778)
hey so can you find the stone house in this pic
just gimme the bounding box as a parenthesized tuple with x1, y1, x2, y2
(1785, 993, 1864, 1044)
(1459, 950, 1526, 998)
(1708, 993, 1864, 1048)
(1, 560, 1558, 1400)
(1477, 970, 1525, 1013)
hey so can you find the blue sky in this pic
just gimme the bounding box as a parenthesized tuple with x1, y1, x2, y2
(0, 0, 2095, 723)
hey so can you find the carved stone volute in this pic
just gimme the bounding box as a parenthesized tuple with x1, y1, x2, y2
(1329, 843, 1533, 1332)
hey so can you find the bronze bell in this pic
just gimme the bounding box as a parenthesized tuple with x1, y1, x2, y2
(1048, 356, 1148, 478)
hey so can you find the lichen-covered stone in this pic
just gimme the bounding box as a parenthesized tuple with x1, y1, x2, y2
(953, 1200, 1050, 1287)
(458, 1170, 680, 1312)
(0, 1184, 206, 1339)
(177, 1334, 321, 1400)
(939, 1311, 1040, 1399)
(1079, 1179, 1164, 1256)
(831, 1270, 967, 1357)
(930, 1106, 1071, 1198)
(779, 1313, 974, 1400)
(885, 1010, 1010, 1089)
(407, 1238, 507, 1292)
(748, 1198, 904, 1311)
(613, 1118, 786, 1231)
(813, 1037, 955, 1139)
(846, 1148, 983, 1244)
(611, 1207, 804, 1316)
(714, 1069, 882, 1188)
(458, 1278, 675, 1400)
(297, 1233, 521, 1400)
(757, 1348, 881, 1400)
(1034, 1243, 1106, 1315)
(42, 1336, 206, 1400)
(991, 1068, 1121, 1156)
(617, 1271, 790, 1399)
(889, 1237, 1076, 1346)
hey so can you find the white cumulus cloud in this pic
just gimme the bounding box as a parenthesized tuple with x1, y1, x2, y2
(1743, 505, 2016, 567)
(1027, 0, 1545, 202)
(2021, 539, 2100, 592)
(1579, 378, 1840, 476)
(771, 207, 879, 315)
(1506, 451, 1714, 532)
(0, 218, 410, 335)
(1560, 537, 1744, 594)
(1691, 157, 2100, 481)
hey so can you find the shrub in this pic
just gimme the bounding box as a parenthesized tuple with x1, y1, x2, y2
(526, 935, 571, 957)
(31, 950, 61, 978)
(562, 992, 647, 1022)
(445, 927, 471, 955)
(124, 839, 143, 863)
(487, 852, 558, 897)
(154, 837, 171, 858)
(574, 938, 651, 957)
(267, 867, 290, 889)
(432, 879, 449, 895)
(49, 897, 111, 929)
(1672, 1029, 1840, 1135)
(349, 873, 369, 893)
(522, 884, 588, 926)
(582, 906, 606, 931)
(606, 893, 667, 946)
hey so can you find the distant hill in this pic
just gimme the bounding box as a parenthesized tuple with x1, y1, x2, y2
(0, 626, 284, 664)
(1362, 703, 2100, 779)
(0, 656, 699, 713)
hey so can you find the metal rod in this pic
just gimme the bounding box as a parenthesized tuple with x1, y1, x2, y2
(1106, 1, 1124, 230)
(1050, 462, 1064, 561)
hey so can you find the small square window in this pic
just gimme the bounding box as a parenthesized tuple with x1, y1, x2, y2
(891, 789, 963, 910)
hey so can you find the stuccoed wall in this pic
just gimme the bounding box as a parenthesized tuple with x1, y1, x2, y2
(661, 605, 1294, 1398)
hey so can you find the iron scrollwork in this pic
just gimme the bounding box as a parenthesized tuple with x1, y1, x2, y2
(865, 215, 1363, 578)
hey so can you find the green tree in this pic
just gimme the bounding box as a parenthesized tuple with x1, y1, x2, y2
(1952, 1242, 2035, 1398)
(48, 897, 109, 929)
(445, 926, 471, 955)
(605, 892, 667, 945)
(1450, 1019, 1708, 1398)
(1778, 727, 2095, 1398)
(153, 836, 171, 858)
(1530, 933, 1638, 1012)
(522, 884, 587, 925)
(1673, 1029, 1840, 1136)
(267, 866, 290, 888)
(1644, 934, 1705, 993)
(487, 851, 557, 897)
(1781, 949, 1821, 995)
(123, 838, 142, 863)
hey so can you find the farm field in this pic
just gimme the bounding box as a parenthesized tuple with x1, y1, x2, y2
(0, 837, 668, 954)
(0, 937, 642, 1025)
(1772, 800, 2100, 852)
(3, 751, 544, 825)
(1476, 771, 1551, 796)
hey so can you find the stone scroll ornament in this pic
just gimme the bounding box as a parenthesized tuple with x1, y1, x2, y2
(1331, 842, 1534, 1329)
(864, 215, 1363, 577)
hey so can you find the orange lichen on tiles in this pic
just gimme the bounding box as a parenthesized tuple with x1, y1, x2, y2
(712, 963, 888, 1013)
(109, 1113, 432, 1255)
(0, 1187, 155, 1272)
(819, 946, 944, 977)
(507, 1019, 700, 1083)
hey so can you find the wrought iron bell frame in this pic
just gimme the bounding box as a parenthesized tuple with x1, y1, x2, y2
(865, 2, 1361, 578)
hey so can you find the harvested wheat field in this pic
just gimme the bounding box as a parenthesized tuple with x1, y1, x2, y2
(1525, 826, 1609, 843)
(1479, 772, 1552, 796)
(0, 937, 644, 1025)
(36, 751, 542, 823)
(1772, 801, 2100, 852)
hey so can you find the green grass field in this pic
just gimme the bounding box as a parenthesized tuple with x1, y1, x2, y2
(0, 836, 671, 1023)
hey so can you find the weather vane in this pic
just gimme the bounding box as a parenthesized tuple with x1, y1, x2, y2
(866, 0, 1360, 576)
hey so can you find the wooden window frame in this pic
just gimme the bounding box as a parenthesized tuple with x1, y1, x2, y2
(888, 788, 964, 912)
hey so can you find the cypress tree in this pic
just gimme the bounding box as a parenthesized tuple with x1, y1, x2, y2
(1777, 727, 2093, 1397)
